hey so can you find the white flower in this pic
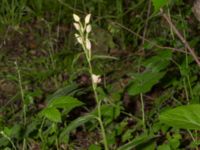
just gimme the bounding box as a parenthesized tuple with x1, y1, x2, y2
(77, 36, 83, 44)
(73, 14, 80, 22)
(75, 33, 79, 38)
(86, 24, 92, 33)
(92, 74, 101, 84)
(85, 14, 91, 24)
(73, 23, 80, 30)
(86, 39, 91, 50)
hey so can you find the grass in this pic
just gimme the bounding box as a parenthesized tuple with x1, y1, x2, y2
(0, 0, 200, 149)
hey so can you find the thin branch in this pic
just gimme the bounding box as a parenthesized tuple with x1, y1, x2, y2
(142, 0, 152, 45)
(110, 21, 188, 54)
(161, 9, 200, 68)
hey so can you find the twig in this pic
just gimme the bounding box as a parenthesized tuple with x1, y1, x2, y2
(142, 0, 151, 45)
(110, 21, 189, 54)
(161, 9, 200, 68)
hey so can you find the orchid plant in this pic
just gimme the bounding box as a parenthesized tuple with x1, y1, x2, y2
(73, 13, 108, 150)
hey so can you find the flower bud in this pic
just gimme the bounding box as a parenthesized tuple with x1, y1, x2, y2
(92, 74, 101, 84)
(86, 39, 91, 50)
(73, 23, 80, 30)
(86, 24, 92, 33)
(76, 37, 83, 44)
(85, 14, 91, 24)
(75, 33, 79, 38)
(73, 14, 80, 22)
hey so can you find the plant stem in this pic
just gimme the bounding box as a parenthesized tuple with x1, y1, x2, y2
(140, 93, 146, 131)
(15, 61, 27, 149)
(15, 61, 26, 125)
(0, 131, 17, 150)
(74, 15, 108, 149)
(187, 130, 198, 150)
(88, 61, 108, 150)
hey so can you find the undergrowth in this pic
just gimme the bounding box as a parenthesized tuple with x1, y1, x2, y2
(0, 0, 200, 149)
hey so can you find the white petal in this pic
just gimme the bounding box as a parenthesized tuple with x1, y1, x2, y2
(73, 14, 80, 22)
(86, 24, 92, 33)
(86, 39, 91, 50)
(85, 14, 91, 24)
(75, 33, 79, 38)
(92, 74, 101, 84)
(73, 23, 80, 30)
(77, 37, 83, 44)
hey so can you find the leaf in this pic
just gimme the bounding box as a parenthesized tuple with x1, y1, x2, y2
(128, 72, 165, 96)
(152, 0, 169, 12)
(59, 114, 95, 142)
(47, 83, 79, 101)
(92, 55, 118, 60)
(89, 144, 102, 150)
(48, 96, 84, 113)
(159, 104, 200, 130)
(143, 50, 172, 72)
(41, 107, 61, 123)
(157, 144, 171, 150)
(91, 104, 121, 125)
(117, 134, 155, 150)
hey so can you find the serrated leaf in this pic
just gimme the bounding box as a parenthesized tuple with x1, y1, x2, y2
(160, 104, 200, 130)
(41, 107, 61, 123)
(152, 0, 169, 12)
(128, 72, 165, 96)
(48, 96, 84, 113)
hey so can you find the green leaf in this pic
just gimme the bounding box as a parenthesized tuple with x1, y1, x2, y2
(59, 114, 95, 142)
(89, 144, 102, 150)
(117, 134, 155, 150)
(160, 104, 200, 130)
(143, 50, 172, 72)
(48, 96, 84, 113)
(157, 144, 171, 150)
(152, 0, 169, 12)
(128, 72, 165, 96)
(92, 54, 118, 60)
(41, 107, 61, 123)
(47, 83, 79, 101)
(92, 104, 121, 125)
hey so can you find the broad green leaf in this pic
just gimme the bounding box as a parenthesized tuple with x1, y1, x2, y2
(89, 144, 102, 150)
(160, 104, 200, 130)
(48, 96, 84, 112)
(143, 50, 172, 72)
(157, 144, 171, 150)
(128, 72, 165, 96)
(92, 104, 121, 125)
(152, 0, 169, 12)
(117, 134, 155, 150)
(41, 107, 61, 123)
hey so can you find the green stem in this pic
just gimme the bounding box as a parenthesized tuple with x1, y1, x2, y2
(88, 61, 108, 150)
(1, 131, 17, 150)
(187, 130, 198, 150)
(140, 93, 146, 131)
(39, 118, 45, 145)
(15, 61, 26, 125)
(15, 62, 27, 149)
(76, 18, 108, 149)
